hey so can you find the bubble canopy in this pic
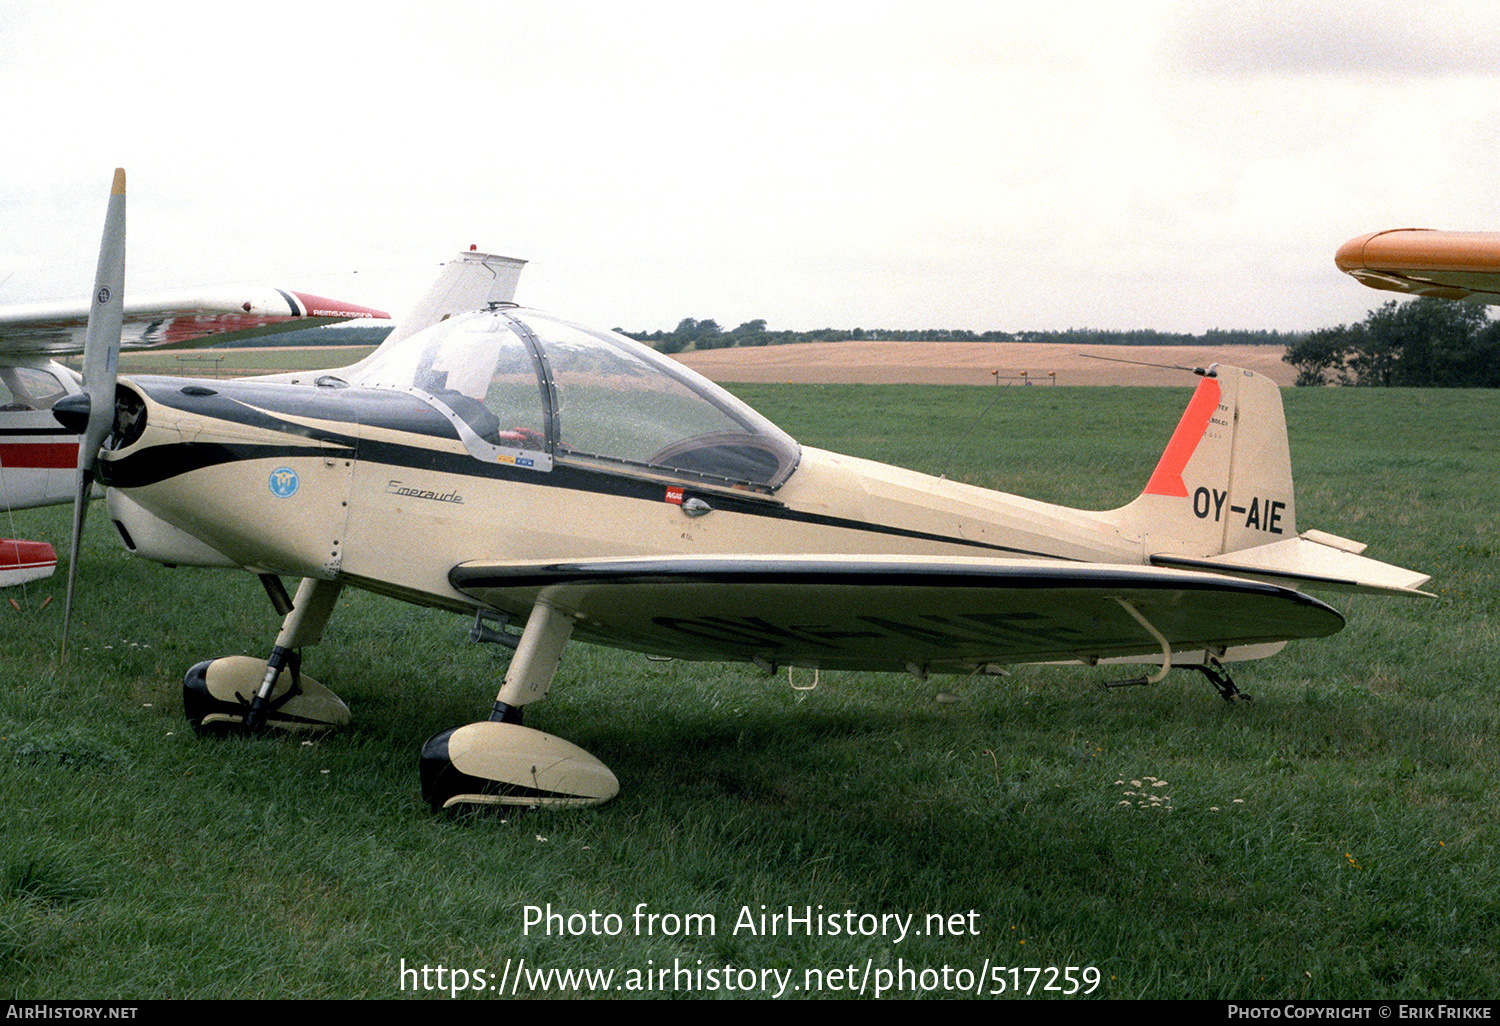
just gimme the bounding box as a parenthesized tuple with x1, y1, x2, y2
(352, 308, 801, 491)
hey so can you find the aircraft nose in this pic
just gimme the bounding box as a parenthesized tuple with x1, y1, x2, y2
(52, 392, 92, 433)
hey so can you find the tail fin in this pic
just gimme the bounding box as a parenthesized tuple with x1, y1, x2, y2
(379, 250, 528, 350)
(1116, 365, 1431, 597)
(1118, 365, 1295, 557)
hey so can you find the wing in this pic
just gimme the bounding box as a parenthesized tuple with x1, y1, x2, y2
(0, 287, 389, 356)
(449, 554, 1345, 673)
(1337, 229, 1500, 303)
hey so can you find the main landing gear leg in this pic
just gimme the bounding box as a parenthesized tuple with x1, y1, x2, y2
(1194, 657, 1251, 704)
(183, 578, 351, 734)
(420, 600, 618, 813)
(1098, 600, 1250, 704)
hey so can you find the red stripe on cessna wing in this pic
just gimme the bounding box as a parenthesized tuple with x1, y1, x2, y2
(136, 293, 390, 346)
(287, 292, 390, 319)
(0, 441, 79, 469)
(1142, 375, 1220, 497)
(1, 538, 57, 569)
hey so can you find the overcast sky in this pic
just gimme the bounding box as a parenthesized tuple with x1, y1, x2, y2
(4, 1, 1499, 334)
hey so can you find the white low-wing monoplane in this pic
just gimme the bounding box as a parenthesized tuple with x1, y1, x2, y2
(56, 171, 1431, 811)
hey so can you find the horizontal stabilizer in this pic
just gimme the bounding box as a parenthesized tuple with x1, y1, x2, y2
(1152, 533, 1433, 597)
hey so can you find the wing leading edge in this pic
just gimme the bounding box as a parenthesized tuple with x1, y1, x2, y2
(449, 554, 1345, 673)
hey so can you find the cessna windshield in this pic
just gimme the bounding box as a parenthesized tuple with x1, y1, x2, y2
(353, 308, 800, 491)
(1, 365, 70, 411)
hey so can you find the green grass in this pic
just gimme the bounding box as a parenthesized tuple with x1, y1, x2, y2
(104, 346, 381, 379)
(1, 383, 1495, 999)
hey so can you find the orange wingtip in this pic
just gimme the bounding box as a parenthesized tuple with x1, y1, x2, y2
(1336, 229, 1500, 274)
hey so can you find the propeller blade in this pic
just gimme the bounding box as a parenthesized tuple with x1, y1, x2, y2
(61, 168, 126, 658)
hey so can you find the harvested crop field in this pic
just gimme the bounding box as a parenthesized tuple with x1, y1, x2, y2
(674, 341, 1293, 386)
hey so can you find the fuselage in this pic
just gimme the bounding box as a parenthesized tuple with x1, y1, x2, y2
(99, 371, 1144, 621)
(0, 358, 83, 510)
(71, 302, 1425, 698)
(95, 308, 1390, 676)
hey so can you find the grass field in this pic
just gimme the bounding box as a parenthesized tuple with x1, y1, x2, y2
(99, 346, 383, 380)
(1, 382, 1495, 1000)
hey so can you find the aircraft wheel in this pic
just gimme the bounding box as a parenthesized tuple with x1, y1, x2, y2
(183, 655, 350, 735)
(419, 721, 618, 812)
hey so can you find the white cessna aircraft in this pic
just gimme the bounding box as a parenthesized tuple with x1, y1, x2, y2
(0, 269, 391, 514)
(0, 190, 392, 586)
(57, 171, 1431, 811)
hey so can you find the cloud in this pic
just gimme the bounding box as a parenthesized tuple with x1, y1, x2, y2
(1168, 1, 1500, 78)
(7, 2, 1500, 332)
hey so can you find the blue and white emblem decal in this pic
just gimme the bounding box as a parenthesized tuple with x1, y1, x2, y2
(269, 467, 299, 498)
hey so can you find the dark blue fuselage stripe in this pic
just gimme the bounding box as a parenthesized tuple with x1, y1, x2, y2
(274, 289, 304, 317)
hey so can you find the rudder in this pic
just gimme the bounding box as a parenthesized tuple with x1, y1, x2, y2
(1116, 365, 1295, 558)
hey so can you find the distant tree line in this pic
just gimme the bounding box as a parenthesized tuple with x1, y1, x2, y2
(623, 320, 1301, 354)
(1282, 298, 1500, 387)
(230, 297, 1500, 388)
(208, 324, 395, 348)
(257, 321, 1304, 353)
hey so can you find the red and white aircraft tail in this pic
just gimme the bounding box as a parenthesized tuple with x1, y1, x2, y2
(1113, 366, 1429, 597)
(0, 181, 394, 586)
